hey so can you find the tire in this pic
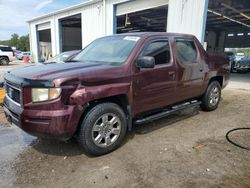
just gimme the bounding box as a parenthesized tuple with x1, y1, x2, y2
(0, 57, 9, 65)
(230, 61, 235, 73)
(201, 81, 221, 111)
(77, 103, 127, 156)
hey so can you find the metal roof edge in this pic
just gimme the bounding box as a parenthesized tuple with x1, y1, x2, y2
(27, 0, 102, 23)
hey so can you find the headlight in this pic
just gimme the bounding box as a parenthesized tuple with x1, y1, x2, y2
(32, 88, 62, 102)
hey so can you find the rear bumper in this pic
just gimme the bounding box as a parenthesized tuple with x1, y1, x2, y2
(235, 63, 250, 71)
(3, 97, 82, 140)
(9, 57, 16, 62)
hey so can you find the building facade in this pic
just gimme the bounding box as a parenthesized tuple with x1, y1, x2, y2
(28, 0, 209, 63)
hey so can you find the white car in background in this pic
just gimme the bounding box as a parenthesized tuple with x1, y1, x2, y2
(16, 51, 31, 60)
(0, 45, 16, 65)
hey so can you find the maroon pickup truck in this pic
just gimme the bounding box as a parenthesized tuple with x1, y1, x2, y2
(3, 33, 230, 155)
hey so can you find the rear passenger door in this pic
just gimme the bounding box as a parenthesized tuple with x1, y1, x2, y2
(132, 38, 177, 115)
(174, 39, 204, 101)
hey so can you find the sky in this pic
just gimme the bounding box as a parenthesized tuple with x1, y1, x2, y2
(0, 0, 85, 40)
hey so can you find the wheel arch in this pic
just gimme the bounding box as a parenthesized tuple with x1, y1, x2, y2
(0, 56, 10, 61)
(209, 76, 223, 87)
(76, 94, 132, 135)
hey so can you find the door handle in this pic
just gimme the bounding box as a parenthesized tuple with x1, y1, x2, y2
(168, 71, 175, 77)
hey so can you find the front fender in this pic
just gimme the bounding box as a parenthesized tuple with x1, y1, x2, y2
(69, 83, 131, 105)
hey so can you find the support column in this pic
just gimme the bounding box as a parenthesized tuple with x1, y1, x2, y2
(50, 17, 57, 56)
(29, 24, 39, 63)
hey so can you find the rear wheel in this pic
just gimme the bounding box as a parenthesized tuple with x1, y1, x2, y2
(201, 81, 221, 111)
(77, 103, 127, 156)
(0, 57, 9, 65)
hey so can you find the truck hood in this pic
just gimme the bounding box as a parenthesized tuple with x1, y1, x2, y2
(5, 62, 125, 87)
(8, 62, 106, 79)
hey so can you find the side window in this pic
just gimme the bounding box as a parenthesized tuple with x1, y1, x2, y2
(142, 40, 171, 65)
(0, 47, 12, 52)
(176, 39, 197, 63)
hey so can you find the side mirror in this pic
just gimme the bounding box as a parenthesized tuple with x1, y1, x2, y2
(136, 56, 155, 69)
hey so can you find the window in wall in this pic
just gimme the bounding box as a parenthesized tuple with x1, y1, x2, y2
(142, 40, 170, 65)
(176, 39, 197, 63)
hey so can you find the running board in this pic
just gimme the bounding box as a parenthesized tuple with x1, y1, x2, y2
(134, 100, 201, 125)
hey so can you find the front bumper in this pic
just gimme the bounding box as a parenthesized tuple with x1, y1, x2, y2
(235, 64, 250, 71)
(3, 96, 82, 140)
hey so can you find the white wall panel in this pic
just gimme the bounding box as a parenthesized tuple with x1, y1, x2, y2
(50, 17, 57, 56)
(167, 0, 208, 44)
(29, 24, 38, 63)
(81, 2, 105, 48)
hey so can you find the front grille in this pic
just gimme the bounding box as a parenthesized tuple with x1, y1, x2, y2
(5, 83, 21, 104)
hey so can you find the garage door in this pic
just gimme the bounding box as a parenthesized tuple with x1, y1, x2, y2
(37, 22, 51, 31)
(116, 0, 169, 16)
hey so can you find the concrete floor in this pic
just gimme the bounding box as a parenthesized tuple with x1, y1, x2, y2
(0, 64, 249, 188)
(228, 72, 250, 90)
(0, 61, 28, 82)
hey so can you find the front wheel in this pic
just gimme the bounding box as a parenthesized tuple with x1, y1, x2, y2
(0, 57, 9, 65)
(201, 81, 221, 111)
(77, 103, 127, 156)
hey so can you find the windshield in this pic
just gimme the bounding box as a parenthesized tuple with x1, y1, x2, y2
(73, 36, 140, 65)
(46, 53, 70, 63)
(45, 51, 78, 63)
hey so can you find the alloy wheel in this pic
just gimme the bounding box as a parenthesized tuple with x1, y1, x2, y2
(209, 86, 220, 106)
(92, 113, 121, 148)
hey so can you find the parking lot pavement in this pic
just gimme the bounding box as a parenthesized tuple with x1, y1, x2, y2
(0, 60, 29, 82)
(0, 65, 249, 187)
(0, 88, 249, 188)
(228, 72, 250, 90)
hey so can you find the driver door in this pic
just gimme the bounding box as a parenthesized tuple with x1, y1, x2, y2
(132, 38, 177, 115)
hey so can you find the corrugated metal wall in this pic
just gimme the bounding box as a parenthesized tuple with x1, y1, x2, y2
(81, 3, 105, 47)
(167, 0, 208, 43)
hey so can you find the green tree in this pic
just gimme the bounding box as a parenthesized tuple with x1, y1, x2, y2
(0, 33, 30, 51)
(19, 35, 30, 51)
(9, 33, 19, 48)
(0, 40, 10, 46)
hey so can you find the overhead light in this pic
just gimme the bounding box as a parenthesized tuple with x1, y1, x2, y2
(228, 34, 234, 37)
(125, 14, 131, 26)
(237, 33, 244, 36)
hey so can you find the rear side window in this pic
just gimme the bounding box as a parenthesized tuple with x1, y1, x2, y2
(176, 39, 197, 63)
(142, 40, 171, 65)
(0, 46, 13, 52)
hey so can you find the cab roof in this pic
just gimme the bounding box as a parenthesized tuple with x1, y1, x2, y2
(114, 32, 195, 38)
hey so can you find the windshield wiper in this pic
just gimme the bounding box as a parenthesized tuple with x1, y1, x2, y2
(65, 59, 80, 62)
(43, 61, 57, 64)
